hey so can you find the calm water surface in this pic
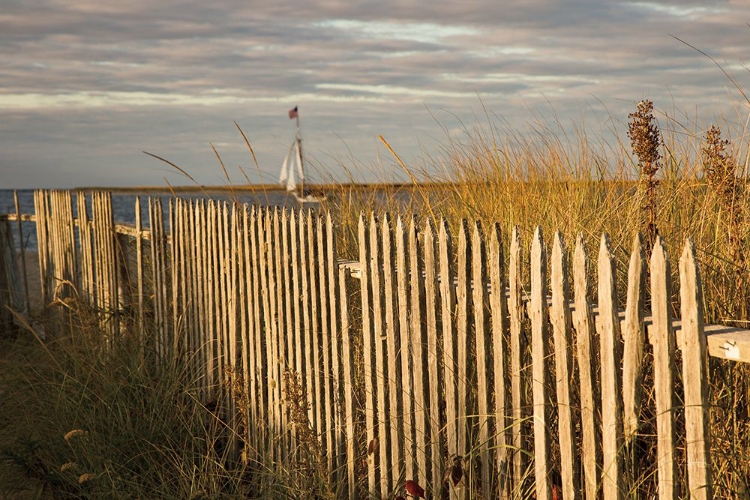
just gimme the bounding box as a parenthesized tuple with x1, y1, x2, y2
(0, 189, 301, 252)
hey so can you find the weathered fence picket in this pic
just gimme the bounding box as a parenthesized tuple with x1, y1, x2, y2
(423, 219, 443, 497)
(410, 217, 430, 489)
(9, 189, 742, 500)
(550, 232, 578, 500)
(508, 227, 526, 496)
(573, 235, 600, 500)
(679, 240, 712, 500)
(529, 227, 551, 500)
(358, 213, 377, 494)
(650, 236, 677, 500)
(382, 214, 404, 487)
(488, 223, 508, 498)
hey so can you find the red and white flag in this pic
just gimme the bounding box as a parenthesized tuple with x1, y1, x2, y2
(288, 106, 298, 119)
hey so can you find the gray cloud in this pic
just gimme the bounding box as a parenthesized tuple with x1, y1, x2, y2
(1, 0, 749, 188)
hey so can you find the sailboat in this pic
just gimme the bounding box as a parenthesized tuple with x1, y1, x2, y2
(279, 106, 326, 204)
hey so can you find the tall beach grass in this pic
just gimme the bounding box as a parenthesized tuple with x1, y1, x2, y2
(3, 98, 750, 497)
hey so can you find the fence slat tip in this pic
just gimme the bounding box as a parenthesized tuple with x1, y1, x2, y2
(651, 235, 667, 260)
(553, 230, 564, 251)
(681, 237, 696, 262)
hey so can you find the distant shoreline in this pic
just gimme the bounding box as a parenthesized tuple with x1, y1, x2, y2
(70, 182, 456, 194)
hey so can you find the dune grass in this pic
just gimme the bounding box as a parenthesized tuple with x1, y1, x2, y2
(2, 99, 750, 497)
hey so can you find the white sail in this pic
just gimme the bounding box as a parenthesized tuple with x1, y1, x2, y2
(280, 115, 326, 203)
(279, 140, 297, 192)
(286, 157, 296, 192)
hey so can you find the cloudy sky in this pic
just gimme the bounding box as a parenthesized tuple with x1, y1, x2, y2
(1, 0, 749, 189)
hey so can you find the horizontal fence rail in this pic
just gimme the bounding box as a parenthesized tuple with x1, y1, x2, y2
(3, 189, 750, 499)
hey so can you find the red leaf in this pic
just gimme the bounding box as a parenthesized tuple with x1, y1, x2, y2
(367, 438, 378, 456)
(405, 479, 425, 498)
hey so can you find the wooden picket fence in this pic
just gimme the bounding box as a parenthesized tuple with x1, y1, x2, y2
(6, 189, 750, 499)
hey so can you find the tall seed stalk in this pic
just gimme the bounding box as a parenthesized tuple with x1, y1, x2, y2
(702, 125, 746, 316)
(628, 100, 661, 253)
(702, 123, 749, 495)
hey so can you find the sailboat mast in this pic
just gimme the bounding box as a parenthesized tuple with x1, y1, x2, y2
(295, 112, 305, 196)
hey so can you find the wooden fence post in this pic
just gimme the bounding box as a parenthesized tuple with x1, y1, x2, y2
(471, 221, 492, 496)
(529, 227, 551, 500)
(572, 235, 600, 500)
(408, 216, 429, 486)
(509, 226, 526, 495)
(550, 232, 579, 500)
(622, 233, 646, 444)
(383, 214, 405, 486)
(438, 218, 459, 498)
(370, 213, 391, 497)
(455, 219, 471, 500)
(649, 236, 677, 500)
(488, 223, 509, 498)
(679, 239, 712, 500)
(338, 261, 357, 499)
(358, 213, 378, 494)
(598, 234, 624, 500)
(423, 219, 444, 497)
(325, 212, 343, 477)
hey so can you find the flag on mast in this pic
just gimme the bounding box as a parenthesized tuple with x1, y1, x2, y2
(288, 106, 298, 119)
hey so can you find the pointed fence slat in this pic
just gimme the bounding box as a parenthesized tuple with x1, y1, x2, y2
(270, 210, 284, 455)
(439, 218, 459, 497)
(33, 191, 49, 306)
(325, 213, 344, 478)
(249, 207, 266, 441)
(76, 192, 93, 304)
(339, 262, 357, 499)
(238, 205, 252, 457)
(220, 204, 232, 418)
(455, 219, 471, 500)
(679, 240, 712, 500)
(597, 234, 624, 500)
(299, 211, 315, 435)
(290, 210, 304, 388)
(550, 232, 579, 500)
(572, 235, 600, 500)
(317, 214, 335, 470)
(622, 233, 646, 443)
(488, 223, 509, 498)
(529, 227, 551, 500)
(307, 210, 324, 452)
(358, 213, 378, 494)
(649, 236, 677, 500)
(408, 216, 429, 486)
(508, 227, 526, 494)
(382, 214, 404, 486)
(423, 219, 444, 497)
(471, 222, 492, 495)
(281, 209, 295, 461)
(210, 202, 223, 394)
(369, 213, 390, 496)
(396, 216, 414, 481)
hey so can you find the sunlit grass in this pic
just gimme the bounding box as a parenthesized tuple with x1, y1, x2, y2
(3, 98, 750, 497)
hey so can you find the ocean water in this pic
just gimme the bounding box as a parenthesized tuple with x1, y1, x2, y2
(0, 189, 301, 252)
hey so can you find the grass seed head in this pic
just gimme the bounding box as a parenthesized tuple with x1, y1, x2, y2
(702, 124, 736, 192)
(628, 99, 661, 174)
(60, 461, 77, 472)
(64, 429, 85, 443)
(78, 472, 97, 484)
